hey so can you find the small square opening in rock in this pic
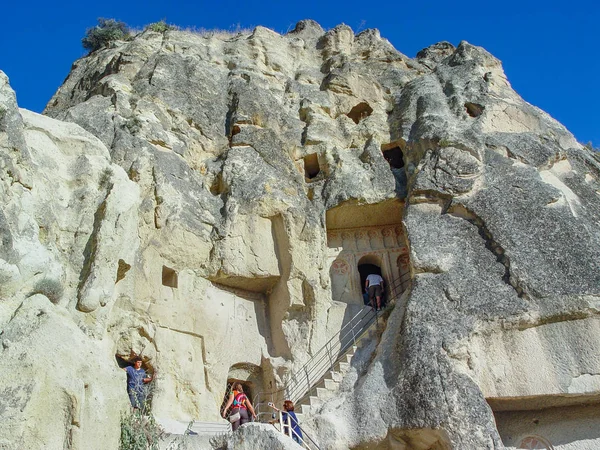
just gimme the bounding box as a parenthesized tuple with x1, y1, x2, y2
(162, 266, 178, 288)
(304, 153, 321, 180)
(382, 146, 405, 169)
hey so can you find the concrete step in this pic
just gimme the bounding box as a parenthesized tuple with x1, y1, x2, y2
(300, 403, 314, 415)
(293, 324, 384, 419)
(297, 394, 323, 416)
(335, 360, 350, 373)
(314, 377, 339, 391)
(157, 418, 231, 435)
(189, 421, 232, 435)
(315, 387, 329, 398)
(287, 308, 389, 422)
(328, 370, 343, 383)
(308, 395, 322, 408)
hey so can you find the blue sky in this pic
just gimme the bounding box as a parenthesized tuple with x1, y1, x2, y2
(1, 1, 598, 147)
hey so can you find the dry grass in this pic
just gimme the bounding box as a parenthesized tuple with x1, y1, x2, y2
(179, 25, 253, 40)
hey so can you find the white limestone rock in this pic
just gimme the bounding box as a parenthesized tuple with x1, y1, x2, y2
(0, 295, 127, 450)
(0, 17, 599, 450)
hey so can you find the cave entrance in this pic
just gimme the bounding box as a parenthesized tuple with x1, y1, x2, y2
(221, 379, 254, 417)
(220, 362, 263, 417)
(303, 153, 321, 180)
(346, 101, 373, 124)
(381, 141, 407, 197)
(326, 199, 408, 305)
(358, 260, 382, 292)
(382, 146, 405, 169)
(358, 255, 383, 305)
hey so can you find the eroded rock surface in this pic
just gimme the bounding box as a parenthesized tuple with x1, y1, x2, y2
(1, 19, 600, 450)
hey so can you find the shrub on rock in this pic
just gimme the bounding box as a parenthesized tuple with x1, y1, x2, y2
(82, 18, 130, 52)
(145, 20, 176, 33)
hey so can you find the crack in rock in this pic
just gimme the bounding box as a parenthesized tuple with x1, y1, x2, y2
(446, 202, 528, 299)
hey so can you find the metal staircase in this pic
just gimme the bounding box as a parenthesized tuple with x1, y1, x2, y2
(161, 272, 410, 449)
(254, 271, 412, 443)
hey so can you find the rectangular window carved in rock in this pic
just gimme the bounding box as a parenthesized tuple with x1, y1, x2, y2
(162, 265, 178, 288)
(303, 153, 320, 180)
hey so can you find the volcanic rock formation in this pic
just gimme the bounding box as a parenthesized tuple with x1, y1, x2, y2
(1, 19, 600, 450)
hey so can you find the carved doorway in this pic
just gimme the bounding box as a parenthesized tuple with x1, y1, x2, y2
(220, 379, 253, 417)
(357, 254, 383, 305)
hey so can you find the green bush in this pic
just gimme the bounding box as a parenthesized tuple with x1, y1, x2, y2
(119, 409, 163, 450)
(82, 18, 130, 52)
(146, 20, 176, 33)
(438, 139, 458, 148)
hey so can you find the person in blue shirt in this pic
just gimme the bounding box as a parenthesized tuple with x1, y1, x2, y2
(270, 400, 303, 444)
(123, 357, 152, 411)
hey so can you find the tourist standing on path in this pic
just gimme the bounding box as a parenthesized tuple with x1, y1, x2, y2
(365, 273, 385, 311)
(269, 400, 303, 444)
(123, 356, 152, 411)
(222, 382, 257, 431)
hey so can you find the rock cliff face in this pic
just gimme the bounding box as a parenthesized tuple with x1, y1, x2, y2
(1, 19, 600, 450)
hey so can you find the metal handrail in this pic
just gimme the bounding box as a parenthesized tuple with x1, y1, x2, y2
(285, 306, 377, 402)
(254, 271, 412, 419)
(271, 410, 321, 450)
(291, 305, 377, 388)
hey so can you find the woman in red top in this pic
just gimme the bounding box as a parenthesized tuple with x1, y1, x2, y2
(222, 382, 257, 431)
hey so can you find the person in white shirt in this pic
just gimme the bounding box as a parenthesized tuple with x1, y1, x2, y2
(365, 273, 385, 311)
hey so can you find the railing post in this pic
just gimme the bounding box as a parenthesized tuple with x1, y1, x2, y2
(278, 410, 284, 435)
(326, 341, 334, 373)
(304, 366, 310, 397)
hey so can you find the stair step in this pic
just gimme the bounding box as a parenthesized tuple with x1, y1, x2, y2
(309, 395, 323, 407)
(315, 387, 329, 398)
(276, 305, 389, 420)
(335, 360, 350, 372)
(315, 377, 339, 391)
(329, 370, 343, 382)
(325, 377, 339, 389)
(300, 403, 314, 415)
